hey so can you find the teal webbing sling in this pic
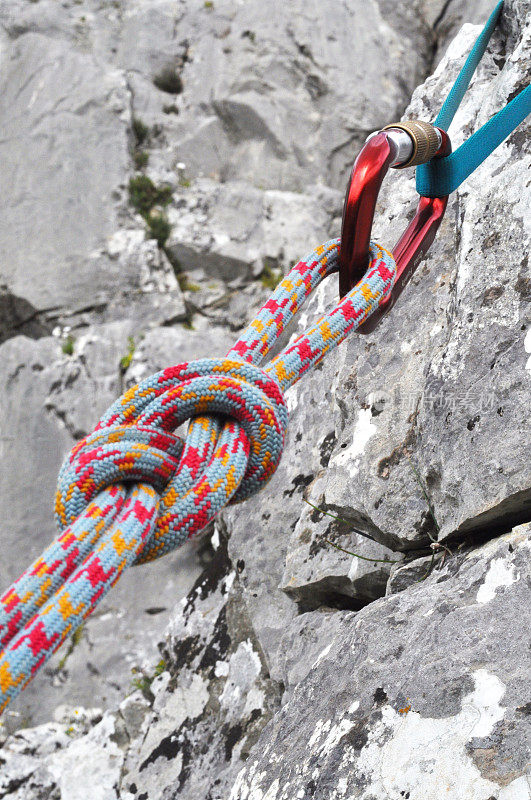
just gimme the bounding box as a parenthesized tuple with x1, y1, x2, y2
(416, 0, 531, 197)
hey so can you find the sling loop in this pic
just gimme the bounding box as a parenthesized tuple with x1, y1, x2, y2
(416, 0, 531, 197)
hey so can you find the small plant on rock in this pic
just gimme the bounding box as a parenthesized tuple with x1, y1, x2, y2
(259, 262, 282, 290)
(56, 623, 85, 672)
(131, 658, 167, 700)
(128, 176, 173, 246)
(128, 175, 172, 216)
(147, 213, 171, 247)
(61, 335, 75, 356)
(133, 150, 149, 170)
(303, 499, 401, 566)
(119, 336, 136, 374)
(132, 117, 149, 147)
(177, 273, 200, 292)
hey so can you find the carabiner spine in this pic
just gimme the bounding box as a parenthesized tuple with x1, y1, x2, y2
(339, 125, 451, 334)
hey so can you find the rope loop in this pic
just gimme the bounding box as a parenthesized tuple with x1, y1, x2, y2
(55, 425, 185, 529)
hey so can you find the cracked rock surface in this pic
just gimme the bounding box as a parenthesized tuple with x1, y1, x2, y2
(0, 0, 529, 797)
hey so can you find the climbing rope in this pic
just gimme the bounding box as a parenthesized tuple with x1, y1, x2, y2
(0, 239, 396, 712)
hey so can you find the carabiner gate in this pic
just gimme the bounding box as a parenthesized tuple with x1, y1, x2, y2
(338, 120, 451, 333)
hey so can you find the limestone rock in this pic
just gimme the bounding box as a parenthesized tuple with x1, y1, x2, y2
(0, 707, 125, 800)
(386, 553, 435, 594)
(0, 30, 131, 315)
(0, 288, 52, 347)
(0, 0, 439, 338)
(279, 472, 399, 610)
(125, 0, 434, 192)
(120, 535, 282, 800)
(230, 527, 531, 799)
(166, 180, 341, 284)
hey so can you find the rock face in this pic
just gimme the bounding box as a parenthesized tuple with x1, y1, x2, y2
(0, 0, 530, 798)
(230, 526, 531, 800)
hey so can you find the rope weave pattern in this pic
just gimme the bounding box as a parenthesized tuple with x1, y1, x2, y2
(0, 238, 396, 712)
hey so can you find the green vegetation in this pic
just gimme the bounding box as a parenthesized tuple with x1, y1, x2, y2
(132, 117, 149, 147)
(61, 334, 75, 356)
(153, 66, 183, 95)
(119, 336, 136, 373)
(57, 623, 85, 672)
(129, 175, 172, 216)
(178, 177, 191, 188)
(128, 175, 173, 246)
(147, 213, 171, 247)
(133, 150, 149, 170)
(204, 1, 214, 8)
(131, 118, 150, 174)
(177, 273, 200, 292)
(303, 500, 401, 566)
(259, 262, 282, 290)
(131, 658, 167, 700)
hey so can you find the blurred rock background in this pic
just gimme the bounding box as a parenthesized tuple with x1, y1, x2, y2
(0, 0, 529, 798)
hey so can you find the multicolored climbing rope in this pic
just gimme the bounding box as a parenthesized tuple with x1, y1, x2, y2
(0, 238, 396, 713)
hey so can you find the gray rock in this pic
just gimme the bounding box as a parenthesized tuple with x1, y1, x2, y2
(124, 0, 434, 192)
(0, 31, 131, 315)
(276, 607, 348, 704)
(279, 472, 399, 610)
(166, 180, 341, 284)
(5, 525, 528, 799)
(0, 708, 124, 800)
(230, 527, 531, 799)
(120, 534, 282, 800)
(0, 287, 53, 347)
(386, 553, 437, 594)
(0, 0, 457, 337)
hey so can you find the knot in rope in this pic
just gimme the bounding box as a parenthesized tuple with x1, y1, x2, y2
(56, 358, 288, 545)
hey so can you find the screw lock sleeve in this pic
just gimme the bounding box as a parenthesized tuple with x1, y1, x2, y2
(383, 120, 440, 168)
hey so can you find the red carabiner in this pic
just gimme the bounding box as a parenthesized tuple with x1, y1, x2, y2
(338, 121, 451, 333)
